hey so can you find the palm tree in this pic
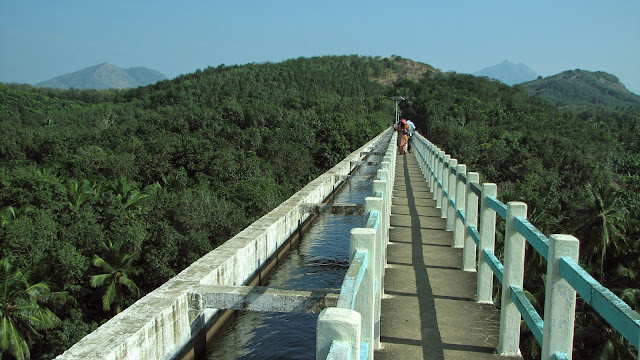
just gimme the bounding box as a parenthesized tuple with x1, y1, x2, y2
(36, 167, 58, 181)
(0, 258, 61, 360)
(90, 239, 143, 314)
(576, 180, 629, 276)
(0, 206, 35, 229)
(66, 179, 98, 212)
(110, 177, 149, 209)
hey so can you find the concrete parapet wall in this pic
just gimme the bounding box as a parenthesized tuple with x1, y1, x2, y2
(56, 128, 393, 360)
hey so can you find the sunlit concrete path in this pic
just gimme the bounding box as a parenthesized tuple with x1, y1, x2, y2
(375, 153, 508, 360)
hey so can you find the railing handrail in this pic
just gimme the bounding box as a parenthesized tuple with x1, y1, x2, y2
(413, 132, 640, 359)
(337, 250, 368, 310)
(317, 128, 396, 360)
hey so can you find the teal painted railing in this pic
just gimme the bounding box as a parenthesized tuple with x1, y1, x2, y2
(412, 133, 640, 359)
(317, 130, 396, 360)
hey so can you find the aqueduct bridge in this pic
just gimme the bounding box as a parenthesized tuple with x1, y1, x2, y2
(56, 128, 640, 360)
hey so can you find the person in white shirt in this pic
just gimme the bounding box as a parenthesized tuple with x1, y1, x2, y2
(406, 119, 416, 153)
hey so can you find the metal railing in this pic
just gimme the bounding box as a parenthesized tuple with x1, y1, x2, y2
(316, 130, 396, 360)
(413, 133, 640, 360)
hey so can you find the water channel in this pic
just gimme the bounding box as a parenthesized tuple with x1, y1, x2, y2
(207, 148, 386, 360)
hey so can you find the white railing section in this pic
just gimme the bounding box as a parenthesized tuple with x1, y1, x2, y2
(316, 131, 397, 360)
(412, 133, 640, 360)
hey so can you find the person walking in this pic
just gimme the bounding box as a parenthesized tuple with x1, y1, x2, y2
(396, 119, 409, 155)
(406, 119, 416, 153)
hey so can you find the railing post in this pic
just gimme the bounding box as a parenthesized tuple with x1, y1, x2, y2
(420, 139, 428, 179)
(435, 151, 446, 203)
(373, 179, 388, 269)
(365, 197, 384, 350)
(439, 154, 450, 211)
(463, 172, 479, 271)
(428, 144, 436, 190)
(414, 137, 424, 177)
(425, 139, 434, 192)
(542, 234, 580, 360)
(453, 164, 466, 248)
(316, 308, 361, 360)
(375, 169, 390, 246)
(445, 159, 458, 230)
(350, 228, 376, 360)
(477, 183, 497, 303)
(498, 201, 527, 357)
(427, 144, 435, 190)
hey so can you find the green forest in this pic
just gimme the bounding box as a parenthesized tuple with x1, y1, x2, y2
(1, 55, 639, 359)
(395, 73, 640, 359)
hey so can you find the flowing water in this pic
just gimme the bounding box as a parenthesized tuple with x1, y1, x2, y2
(207, 157, 383, 360)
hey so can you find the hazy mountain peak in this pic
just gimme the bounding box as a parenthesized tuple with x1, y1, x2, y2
(36, 63, 168, 90)
(473, 60, 539, 85)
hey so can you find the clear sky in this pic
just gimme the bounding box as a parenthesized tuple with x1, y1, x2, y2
(1, 1, 639, 94)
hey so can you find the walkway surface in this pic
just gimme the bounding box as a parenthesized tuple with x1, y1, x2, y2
(375, 153, 505, 360)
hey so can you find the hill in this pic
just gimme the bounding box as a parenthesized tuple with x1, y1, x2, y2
(36, 63, 168, 89)
(1, 55, 400, 357)
(520, 69, 640, 108)
(473, 60, 539, 85)
(372, 55, 439, 86)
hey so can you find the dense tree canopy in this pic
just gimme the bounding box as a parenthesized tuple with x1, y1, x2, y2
(1, 55, 638, 358)
(395, 72, 640, 359)
(0, 55, 394, 358)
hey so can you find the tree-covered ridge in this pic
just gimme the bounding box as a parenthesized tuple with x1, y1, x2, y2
(520, 69, 640, 109)
(0, 85, 86, 118)
(2, 54, 639, 359)
(371, 55, 439, 86)
(0, 55, 396, 358)
(396, 71, 640, 359)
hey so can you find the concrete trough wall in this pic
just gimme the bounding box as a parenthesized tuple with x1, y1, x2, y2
(56, 128, 392, 360)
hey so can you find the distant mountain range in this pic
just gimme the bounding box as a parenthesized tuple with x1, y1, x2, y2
(472, 60, 639, 108)
(520, 69, 640, 108)
(36, 63, 168, 90)
(473, 60, 539, 85)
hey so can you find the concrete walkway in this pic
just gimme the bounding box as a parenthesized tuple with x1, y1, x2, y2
(375, 153, 505, 360)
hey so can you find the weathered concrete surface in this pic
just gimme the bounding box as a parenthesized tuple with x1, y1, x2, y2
(192, 285, 339, 313)
(55, 129, 393, 360)
(301, 202, 365, 215)
(375, 154, 513, 360)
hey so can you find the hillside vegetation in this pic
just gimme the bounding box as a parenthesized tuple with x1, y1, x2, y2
(0, 55, 399, 358)
(1, 55, 639, 359)
(396, 72, 640, 359)
(520, 69, 640, 109)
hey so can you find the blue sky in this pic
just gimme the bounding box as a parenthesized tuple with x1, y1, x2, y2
(1, 1, 639, 94)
